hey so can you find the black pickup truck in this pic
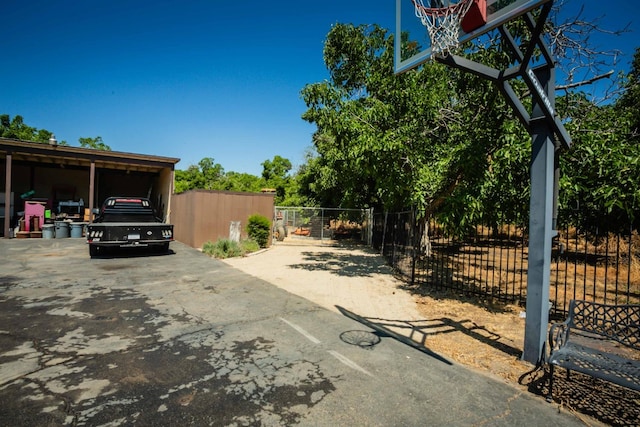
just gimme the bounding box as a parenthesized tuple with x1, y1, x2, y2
(86, 197, 173, 257)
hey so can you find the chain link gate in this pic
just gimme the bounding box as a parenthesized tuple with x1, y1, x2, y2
(274, 206, 372, 244)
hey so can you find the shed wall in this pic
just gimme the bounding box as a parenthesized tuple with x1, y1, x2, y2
(172, 190, 275, 249)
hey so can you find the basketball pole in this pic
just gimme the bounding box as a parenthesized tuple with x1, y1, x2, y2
(523, 65, 557, 364)
(434, 1, 570, 365)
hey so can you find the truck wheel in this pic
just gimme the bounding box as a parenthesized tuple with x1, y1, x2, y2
(160, 242, 170, 253)
(89, 245, 99, 257)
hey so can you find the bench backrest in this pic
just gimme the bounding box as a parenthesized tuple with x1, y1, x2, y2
(567, 299, 640, 350)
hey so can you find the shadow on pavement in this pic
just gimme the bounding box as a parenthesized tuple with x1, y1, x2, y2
(522, 367, 640, 426)
(337, 305, 522, 359)
(90, 247, 176, 259)
(335, 305, 452, 365)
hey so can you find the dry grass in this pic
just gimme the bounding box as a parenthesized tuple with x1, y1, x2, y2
(412, 288, 530, 383)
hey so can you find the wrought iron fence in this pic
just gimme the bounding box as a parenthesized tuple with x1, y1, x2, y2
(371, 211, 639, 317)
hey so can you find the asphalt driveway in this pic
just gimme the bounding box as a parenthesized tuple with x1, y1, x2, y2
(0, 239, 584, 426)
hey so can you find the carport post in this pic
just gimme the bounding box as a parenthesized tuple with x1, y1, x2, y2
(3, 153, 11, 238)
(89, 160, 95, 221)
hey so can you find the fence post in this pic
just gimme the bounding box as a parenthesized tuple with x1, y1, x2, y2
(381, 211, 388, 256)
(411, 209, 416, 286)
(363, 208, 373, 246)
(229, 221, 241, 242)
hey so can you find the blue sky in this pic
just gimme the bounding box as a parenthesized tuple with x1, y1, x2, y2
(2, 1, 637, 176)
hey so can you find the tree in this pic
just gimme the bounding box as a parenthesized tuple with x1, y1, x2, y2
(261, 155, 292, 203)
(616, 47, 640, 138)
(261, 155, 292, 181)
(219, 171, 263, 193)
(1, 114, 46, 141)
(0, 114, 69, 145)
(173, 155, 305, 205)
(541, 43, 639, 233)
(300, 23, 530, 236)
(79, 136, 111, 150)
(300, 9, 636, 236)
(550, 0, 631, 104)
(174, 165, 205, 193)
(197, 157, 224, 189)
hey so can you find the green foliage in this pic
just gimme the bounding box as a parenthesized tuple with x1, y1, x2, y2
(299, 23, 531, 232)
(616, 48, 640, 162)
(202, 239, 259, 259)
(240, 239, 260, 253)
(79, 136, 111, 150)
(246, 214, 271, 248)
(219, 171, 264, 193)
(0, 114, 60, 143)
(299, 22, 639, 236)
(261, 155, 293, 203)
(173, 155, 307, 206)
(556, 83, 640, 231)
(174, 158, 227, 193)
(1, 114, 73, 145)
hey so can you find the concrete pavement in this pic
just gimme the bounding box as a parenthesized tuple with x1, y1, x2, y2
(0, 239, 585, 426)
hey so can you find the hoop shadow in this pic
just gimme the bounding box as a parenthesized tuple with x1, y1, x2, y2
(335, 305, 452, 365)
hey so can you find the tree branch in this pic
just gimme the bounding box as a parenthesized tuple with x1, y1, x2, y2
(557, 70, 614, 91)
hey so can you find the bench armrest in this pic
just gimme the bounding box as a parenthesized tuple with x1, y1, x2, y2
(548, 321, 570, 354)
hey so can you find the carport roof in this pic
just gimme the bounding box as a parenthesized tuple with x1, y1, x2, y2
(0, 137, 181, 173)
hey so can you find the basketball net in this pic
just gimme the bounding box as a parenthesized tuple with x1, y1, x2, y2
(412, 0, 474, 57)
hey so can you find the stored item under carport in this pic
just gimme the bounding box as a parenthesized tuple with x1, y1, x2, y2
(70, 222, 86, 238)
(55, 221, 69, 238)
(42, 224, 55, 239)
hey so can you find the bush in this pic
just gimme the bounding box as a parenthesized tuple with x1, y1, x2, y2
(246, 214, 271, 248)
(202, 238, 261, 259)
(241, 239, 260, 253)
(202, 239, 242, 258)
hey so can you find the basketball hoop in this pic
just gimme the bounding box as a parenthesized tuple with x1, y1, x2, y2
(411, 0, 474, 57)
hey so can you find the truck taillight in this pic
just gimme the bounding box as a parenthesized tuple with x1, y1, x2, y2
(162, 230, 173, 238)
(89, 230, 104, 238)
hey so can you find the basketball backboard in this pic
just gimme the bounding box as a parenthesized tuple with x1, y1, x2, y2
(395, 0, 551, 74)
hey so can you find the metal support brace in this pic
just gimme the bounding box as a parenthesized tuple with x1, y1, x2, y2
(435, 0, 570, 364)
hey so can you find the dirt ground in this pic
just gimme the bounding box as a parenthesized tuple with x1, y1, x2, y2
(222, 238, 640, 426)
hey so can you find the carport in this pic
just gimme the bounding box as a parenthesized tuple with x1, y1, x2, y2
(1, 137, 180, 238)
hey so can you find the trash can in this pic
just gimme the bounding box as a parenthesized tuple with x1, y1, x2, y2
(70, 222, 85, 238)
(55, 221, 69, 238)
(42, 224, 55, 239)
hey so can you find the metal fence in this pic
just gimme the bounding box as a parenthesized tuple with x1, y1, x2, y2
(371, 211, 639, 317)
(274, 206, 372, 243)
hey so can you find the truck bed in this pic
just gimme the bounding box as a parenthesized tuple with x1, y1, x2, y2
(87, 197, 173, 257)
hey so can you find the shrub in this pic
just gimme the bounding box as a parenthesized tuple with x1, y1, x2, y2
(202, 239, 243, 259)
(241, 239, 260, 253)
(202, 238, 261, 259)
(246, 214, 271, 248)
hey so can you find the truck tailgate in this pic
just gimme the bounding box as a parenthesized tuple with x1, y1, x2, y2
(87, 223, 173, 245)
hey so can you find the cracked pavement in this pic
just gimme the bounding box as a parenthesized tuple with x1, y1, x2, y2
(0, 239, 586, 426)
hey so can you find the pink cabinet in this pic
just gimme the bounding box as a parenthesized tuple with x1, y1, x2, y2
(25, 201, 45, 232)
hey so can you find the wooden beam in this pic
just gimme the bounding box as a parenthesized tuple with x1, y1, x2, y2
(4, 153, 12, 238)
